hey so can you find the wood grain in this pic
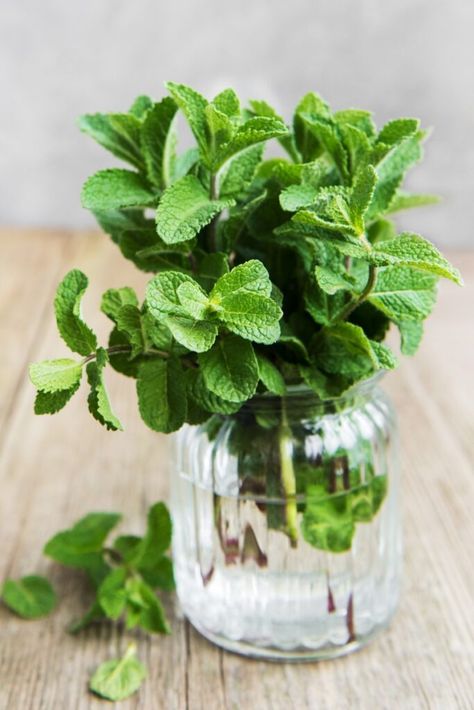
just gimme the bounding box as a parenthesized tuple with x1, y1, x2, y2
(0, 228, 472, 710)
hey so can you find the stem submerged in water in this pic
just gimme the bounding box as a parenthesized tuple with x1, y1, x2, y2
(279, 400, 298, 547)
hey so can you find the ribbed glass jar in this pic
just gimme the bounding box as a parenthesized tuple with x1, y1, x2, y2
(170, 378, 401, 661)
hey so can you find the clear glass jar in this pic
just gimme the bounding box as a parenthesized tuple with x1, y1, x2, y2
(170, 377, 401, 661)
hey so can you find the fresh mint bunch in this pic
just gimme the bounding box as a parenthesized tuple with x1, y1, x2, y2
(29, 82, 461, 430)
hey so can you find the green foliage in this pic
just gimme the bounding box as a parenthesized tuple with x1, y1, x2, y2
(54, 270, 97, 356)
(1, 576, 57, 619)
(89, 644, 146, 701)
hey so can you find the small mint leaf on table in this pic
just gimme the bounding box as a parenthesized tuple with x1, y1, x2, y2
(125, 578, 170, 634)
(141, 97, 178, 189)
(137, 358, 186, 433)
(140, 556, 175, 592)
(199, 335, 259, 402)
(81, 169, 156, 210)
(1, 576, 57, 619)
(29, 359, 82, 393)
(89, 643, 146, 702)
(101, 286, 139, 322)
(132, 502, 172, 567)
(79, 113, 145, 171)
(156, 175, 235, 245)
(86, 348, 123, 431)
(97, 567, 128, 620)
(54, 269, 97, 356)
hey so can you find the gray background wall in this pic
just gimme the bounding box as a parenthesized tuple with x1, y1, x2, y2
(1, 0, 473, 247)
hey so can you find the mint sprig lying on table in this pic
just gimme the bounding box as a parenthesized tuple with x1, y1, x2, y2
(29, 82, 461, 430)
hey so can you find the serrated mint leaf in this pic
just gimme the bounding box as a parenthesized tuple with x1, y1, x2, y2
(211, 259, 272, 299)
(137, 358, 186, 432)
(219, 144, 263, 199)
(373, 233, 462, 284)
(125, 579, 170, 634)
(156, 175, 234, 244)
(249, 99, 298, 161)
(205, 103, 234, 147)
(54, 269, 97, 356)
(146, 271, 198, 317)
(302, 488, 355, 552)
(98, 567, 128, 619)
(293, 91, 330, 162)
(369, 341, 397, 369)
(166, 82, 209, 158)
(173, 147, 199, 181)
(300, 365, 351, 399)
(29, 359, 83, 393)
(212, 88, 240, 118)
(377, 118, 420, 146)
(386, 191, 440, 214)
(367, 135, 422, 219)
(34, 379, 81, 414)
(280, 184, 318, 212)
(1, 576, 57, 619)
(256, 353, 286, 395)
(116, 305, 147, 358)
(199, 336, 259, 402)
(134, 502, 172, 567)
(81, 169, 156, 210)
(185, 369, 242, 415)
(163, 315, 217, 352)
(305, 280, 347, 326)
(86, 348, 123, 431)
(215, 117, 288, 169)
(313, 323, 377, 378)
(141, 556, 175, 591)
(215, 292, 282, 344)
(315, 266, 354, 295)
(79, 113, 144, 171)
(398, 319, 424, 355)
(141, 97, 178, 189)
(89, 644, 146, 702)
(368, 266, 437, 321)
(129, 95, 153, 118)
(350, 164, 377, 233)
(101, 287, 139, 322)
(44, 512, 121, 572)
(300, 115, 349, 181)
(176, 281, 209, 320)
(334, 109, 376, 137)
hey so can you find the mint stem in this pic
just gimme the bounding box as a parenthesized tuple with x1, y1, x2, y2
(278, 399, 298, 547)
(207, 174, 219, 252)
(337, 263, 377, 322)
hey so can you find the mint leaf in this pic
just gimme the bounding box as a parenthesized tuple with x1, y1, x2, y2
(293, 91, 330, 162)
(166, 82, 209, 157)
(372, 233, 462, 284)
(256, 353, 286, 395)
(89, 643, 146, 702)
(146, 271, 198, 317)
(300, 365, 351, 399)
(173, 147, 200, 181)
(141, 97, 178, 188)
(377, 118, 420, 146)
(156, 175, 234, 244)
(129, 95, 153, 118)
(334, 109, 376, 137)
(116, 305, 146, 358)
(1, 576, 57, 619)
(370, 341, 397, 370)
(214, 117, 288, 169)
(137, 358, 186, 432)
(185, 369, 242, 415)
(44, 512, 121, 573)
(79, 113, 145, 171)
(163, 316, 217, 352)
(387, 191, 440, 214)
(315, 266, 353, 295)
(368, 266, 437, 321)
(212, 88, 240, 118)
(219, 144, 264, 199)
(29, 359, 82, 393)
(313, 323, 377, 378)
(54, 270, 97, 356)
(302, 488, 355, 552)
(125, 579, 169, 634)
(398, 319, 424, 355)
(214, 291, 282, 344)
(199, 336, 259, 402)
(205, 104, 234, 146)
(134, 502, 172, 566)
(140, 556, 175, 592)
(98, 567, 127, 619)
(101, 287, 139, 322)
(86, 348, 123, 431)
(299, 115, 349, 180)
(350, 164, 377, 233)
(210, 259, 273, 299)
(280, 184, 318, 212)
(34, 380, 81, 414)
(81, 169, 155, 210)
(177, 281, 209, 320)
(249, 99, 298, 160)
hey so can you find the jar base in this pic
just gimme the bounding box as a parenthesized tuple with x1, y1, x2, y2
(187, 614, 395, 663)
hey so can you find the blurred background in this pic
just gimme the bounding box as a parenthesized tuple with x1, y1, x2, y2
(1, 0, 472, 247)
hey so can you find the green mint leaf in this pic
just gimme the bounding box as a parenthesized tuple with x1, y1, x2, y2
(140, 556, 175, 592)
(93, 207, 149, 243)
(313, 323, 378, 378)
(29, 359, 82, 393)
(302, 488, 355, 552)
(212, 88, 240, 118)
(299, 115, 349, 181)
(166, 82, 209, 158)
(350, 164, 377, 233)
(173, 147, 200, 181)
(146, 271, 199, 317)
(113, 535, 142, 562)
(44, 511, 121, 571)
(116, 305, 147, 358)
(137, 358, 186, 432)
(300, 365, 351, 399)
(141, 97, 178, 189)
(79, 113, 145, 171)
(98, 567, 128, 619)
(163, 316, 217, 352)
(368, 266, 438, 321)
(128, 95, 153, 118)
(249, 99, 298, 160)
(101, 287, 139, 322)
(89, 643, 146, 702)
(293, 91, 330, 162)
(125, 579, 170, 634)
(315, 266, 354, 295)
(86, 348, 123, 431)
(377, 118, 420, 146)
(397, 319, 424, 355)
(195, 252, 229, 290)
(54, 269, 97, 356)
(219, 144, 264, 199)
(214, 291, 282, 344)
(210, 259, 272, 299)
(198, 335, 259, 402)
(81, 169, 155, 211)
(1, 576, 57, 619)
(369, 341, 398, 370)
(214, 116, 288, 170)
(205, 103, 234, 147)
(386, 191, 440, 214)
(279, 184, 318, 212)
(372, 233, 462, 284)
(304, 280, 347, 326)
(177, 281, 209, 320)
(134, 502, 172, 567)
(156, 175, 234, 244)
(34, 380, 81, 414)
(185, 369, 242, 415)
(334, 109, 376, 138)
(256, 353, 286, 395)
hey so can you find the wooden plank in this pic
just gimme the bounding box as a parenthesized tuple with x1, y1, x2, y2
(0, 232, 472, 709)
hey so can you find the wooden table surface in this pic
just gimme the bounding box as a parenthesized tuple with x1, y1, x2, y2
(0, 228, 473, 710)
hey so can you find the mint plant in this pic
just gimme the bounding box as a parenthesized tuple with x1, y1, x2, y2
(30, 83, 461, 556)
